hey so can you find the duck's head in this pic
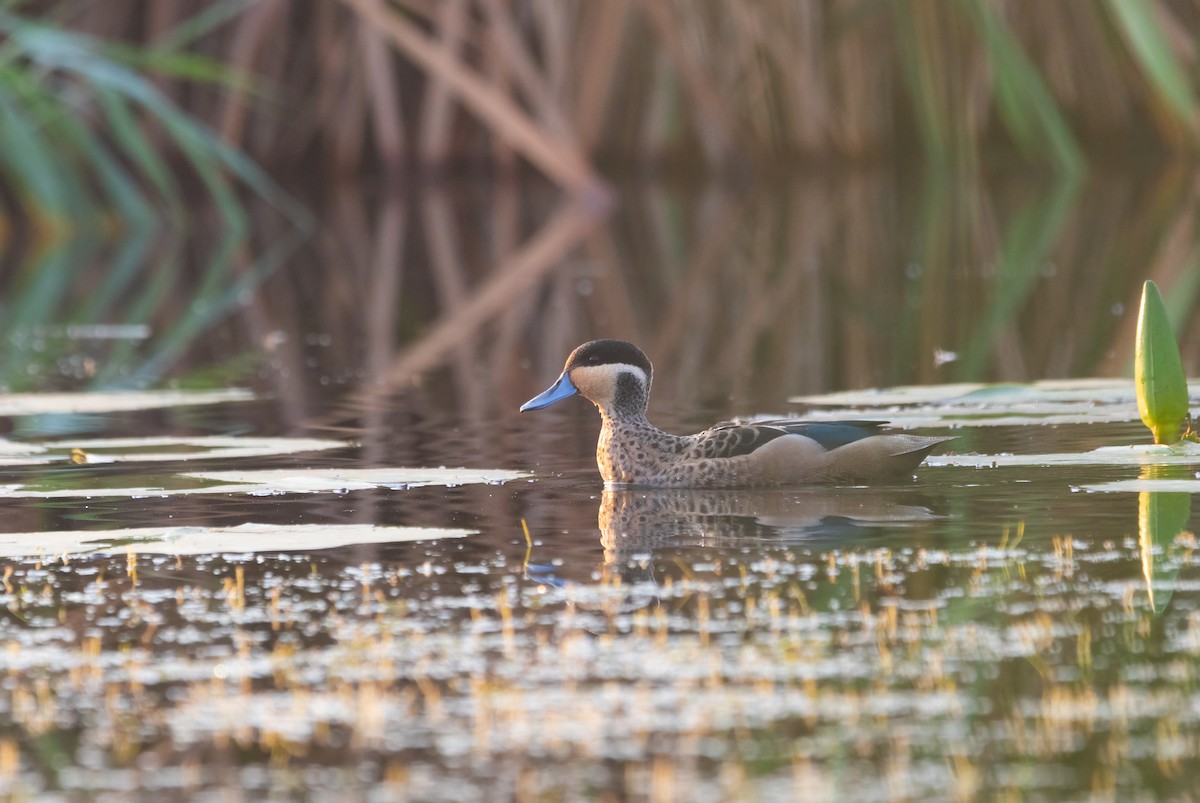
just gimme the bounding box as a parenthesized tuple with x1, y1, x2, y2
(520, 339, 653, 416)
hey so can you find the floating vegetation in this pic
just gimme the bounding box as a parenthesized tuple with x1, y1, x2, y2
(0, 522, 472, 558)
(0, 435, 346, 467)
(793, 378, 1200, 428)
(2, 379, 1199, 799)
(0, 388, 254, 417)
(1, 522, 1197, 800)
(0, 466, 529, 498)
(1082, 478, 1200, 493)
(184, 467, 529, 491)
(929, 441, 1200, 469)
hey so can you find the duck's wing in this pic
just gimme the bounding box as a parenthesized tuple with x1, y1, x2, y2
(688, 420, 890, 460)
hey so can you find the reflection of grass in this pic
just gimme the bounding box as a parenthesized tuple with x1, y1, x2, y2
(0, 214, 307, 399)
(0, 8, 309, 401)
(951, 173, 1081, 380)
(16, 468, 205, 495)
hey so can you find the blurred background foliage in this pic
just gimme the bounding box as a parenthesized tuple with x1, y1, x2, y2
(1, 0, 1199, 405)
(4, 0, 1200, 208)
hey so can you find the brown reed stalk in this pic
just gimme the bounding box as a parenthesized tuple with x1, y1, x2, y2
(340, 0, 609, 198)
(24, 0, 1200, 184)
(570, 0, 631, 155)
(417, 0, 468, 167)
(360, 20, 406, 170)
(636, 0, 738, 163)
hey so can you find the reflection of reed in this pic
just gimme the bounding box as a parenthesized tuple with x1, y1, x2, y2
(11, 163, 1196, 463)
(215, 164, 1200, 458)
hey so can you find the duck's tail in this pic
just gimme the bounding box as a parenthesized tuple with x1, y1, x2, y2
(824, 434, 953, 482)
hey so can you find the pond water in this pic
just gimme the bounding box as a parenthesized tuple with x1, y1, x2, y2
(1, 167, 1199, 800)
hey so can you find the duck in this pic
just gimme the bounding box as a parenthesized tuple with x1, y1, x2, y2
(520, 339, 951, 488)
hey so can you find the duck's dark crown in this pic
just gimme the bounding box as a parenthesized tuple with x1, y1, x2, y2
(564, 339, 653, 377)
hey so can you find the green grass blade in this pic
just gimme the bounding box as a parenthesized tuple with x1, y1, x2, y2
(960, 0, 1084, 174)
(47, 99, 155, 227)
(889, 3, 950, 166)
(85, 57, 306, 230)
(1135, 279, 1189, 444)
(1104, 0, 1198, 127)
(151, 0, 258, 52)
(102, 42, 259, 94)
(96, 88, 185, 224)
(0, 12, 306, 230)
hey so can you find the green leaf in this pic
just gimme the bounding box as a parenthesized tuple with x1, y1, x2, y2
(1104, 0, 1198, 127)
(1135, 280, 1189, 444)
(149, 0, 259, 53)
(97, 88, 185, 224)
(960, 0, 1084, 174)
(0, 10, 306, 231)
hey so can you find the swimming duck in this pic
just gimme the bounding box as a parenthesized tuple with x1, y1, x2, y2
(520, 339, 950, 488)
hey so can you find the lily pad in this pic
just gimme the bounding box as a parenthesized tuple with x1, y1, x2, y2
(791, 378, 1199, 428)
(184, 467, 529, 493)
(0, 435, 348, 467)
(1080, 479, 1200, 493)
(0, 522, 473, 558)
(0, 441, 50, 467)
(927, 442, 1200, 468)
(791, 378, 1147, 406)
(0, 467, 529, 498)
(0, 388, 254, 417)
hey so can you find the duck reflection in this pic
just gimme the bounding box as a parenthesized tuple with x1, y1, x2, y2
(524, 487, 946, 613)
(598, 486, 943, 567)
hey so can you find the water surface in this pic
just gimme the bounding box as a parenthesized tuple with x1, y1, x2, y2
(1, 169, 1198, 800)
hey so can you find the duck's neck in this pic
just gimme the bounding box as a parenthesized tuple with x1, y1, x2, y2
(595, 406, 689, 486)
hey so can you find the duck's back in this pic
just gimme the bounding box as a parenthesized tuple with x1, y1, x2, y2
(677, 420, 949, 487)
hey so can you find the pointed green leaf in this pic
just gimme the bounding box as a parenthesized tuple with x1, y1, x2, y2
(1135, 280, 1189, 444)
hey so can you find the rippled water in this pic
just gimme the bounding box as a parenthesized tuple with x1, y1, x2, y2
(2, 171, 1199, 800)
(2, 395, 1197, 800)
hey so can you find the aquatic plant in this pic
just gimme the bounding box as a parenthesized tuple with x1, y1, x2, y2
(16, 0, 1200, 189)
(0, 7, 301, 234)
(1135, 280, 1191, 444)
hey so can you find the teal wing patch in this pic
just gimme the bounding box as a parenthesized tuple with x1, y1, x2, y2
(690, 420, 887, 459)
